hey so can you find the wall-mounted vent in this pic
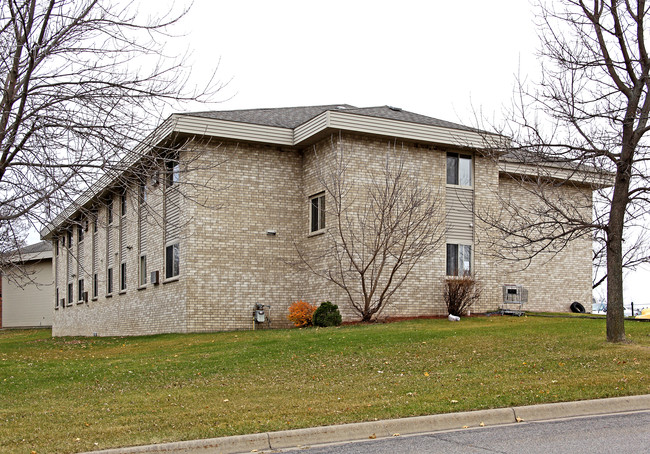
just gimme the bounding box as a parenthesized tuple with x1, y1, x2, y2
(150, 270, 159, 285)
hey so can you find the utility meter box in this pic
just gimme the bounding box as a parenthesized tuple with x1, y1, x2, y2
(254, 309, 265, 323)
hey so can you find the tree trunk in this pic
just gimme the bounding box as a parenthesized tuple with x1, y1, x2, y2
(606, 169, 628, 343)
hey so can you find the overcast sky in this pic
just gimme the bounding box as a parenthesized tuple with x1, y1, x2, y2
(149, 0, 539, 124)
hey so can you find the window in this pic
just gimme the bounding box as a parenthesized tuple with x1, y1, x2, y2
(107, 267, 113, 294)
(120, 262, 127, 291)
(92, 273, 98, 299)
(166, 155, 180, 187)
(121, 193, 127, 216)
(55, 288, 59, 309)
(92, 214, 98, 233)
(309, 193, 325, 233)
(54, 239, 59, 256)
(78, 279, 85, 302)
(446, 244, 472, 276)
(77, 223, 84, 243)
(139, 255, 147, 286)
(139, 183, 147, 205)
(67, 283, 73, 306)
(446, 153, 472, 186)
(67, 229, 73, 247)
(165, 243, 179, 279)
(107, 198, 114, 225)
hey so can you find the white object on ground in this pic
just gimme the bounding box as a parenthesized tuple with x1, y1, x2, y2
(448, 314, 460, 322)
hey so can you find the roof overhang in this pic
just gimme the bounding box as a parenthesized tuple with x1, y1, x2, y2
(37, 109, 523, 239)
(172, 110, 504, 149)
(498, 160, 614, 188)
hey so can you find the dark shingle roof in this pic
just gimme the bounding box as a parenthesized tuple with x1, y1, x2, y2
(182, 105, 477, 133)
(18, 240, 52, 255)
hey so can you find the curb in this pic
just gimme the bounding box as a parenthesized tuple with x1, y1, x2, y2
(81, 394, 650, 454)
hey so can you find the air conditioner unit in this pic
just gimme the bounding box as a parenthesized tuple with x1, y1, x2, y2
(83, 291, 89, 303)
(150, 270, 159, 285)
(60, 298, 65, 307)
(501, 284, 528, 315)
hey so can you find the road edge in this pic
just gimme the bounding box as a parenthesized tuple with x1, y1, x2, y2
(80, 394, 650, 454)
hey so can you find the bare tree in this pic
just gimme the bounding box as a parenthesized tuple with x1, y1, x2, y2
(479, 0, 650, 342)
(295, 139, 446, 322)
(0, 0, 222, 271)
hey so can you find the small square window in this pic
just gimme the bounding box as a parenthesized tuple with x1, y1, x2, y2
(310, 193, 325, 233)
(165, 243, 179, 279)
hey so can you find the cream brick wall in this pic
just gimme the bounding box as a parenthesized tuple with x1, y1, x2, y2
(53, 173, 189, 336)
(51, 132, 594, 336)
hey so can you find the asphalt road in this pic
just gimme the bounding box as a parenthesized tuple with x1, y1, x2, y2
(274, 410, 650, 453)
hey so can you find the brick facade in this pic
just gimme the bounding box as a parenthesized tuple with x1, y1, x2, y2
(48, 106, 594, 336)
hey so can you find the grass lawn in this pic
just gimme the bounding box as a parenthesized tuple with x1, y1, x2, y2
(1, 316, 649, 453)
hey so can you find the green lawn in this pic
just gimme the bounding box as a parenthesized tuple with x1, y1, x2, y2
(1, 316, 649, 453)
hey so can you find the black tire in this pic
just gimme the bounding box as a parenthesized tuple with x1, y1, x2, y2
(570, 301, 586, 313)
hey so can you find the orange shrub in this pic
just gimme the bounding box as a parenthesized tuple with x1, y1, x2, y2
(287, 300, 318, 327)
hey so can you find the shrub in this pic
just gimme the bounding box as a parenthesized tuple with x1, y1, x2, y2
(313, 301, 342, 327)
(443, 275, 482, 317)
(287, 300, 318, 327)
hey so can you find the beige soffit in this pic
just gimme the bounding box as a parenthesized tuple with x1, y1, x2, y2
(498, 161, 614, 188)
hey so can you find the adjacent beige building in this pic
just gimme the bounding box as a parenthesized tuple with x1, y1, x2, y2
(41, 105, 596, 337)
(1, 241, 53, 328)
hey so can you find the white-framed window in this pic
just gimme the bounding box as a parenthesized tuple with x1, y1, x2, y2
(121, 192, 127, 216)
(446, 243, 472, 276)
(107, 267, 113, 295)
(139, 255, 147, 286)
(166, 154, 180, 187)
(67, 282, 73, 307)
(165, 242, 179, 279)
(107, 197, 114, 225)
(309, 192, 325, 233)
(77, 279, 85, 303)
(120, 262, 127, 291)
(446, 153, 472, 187)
